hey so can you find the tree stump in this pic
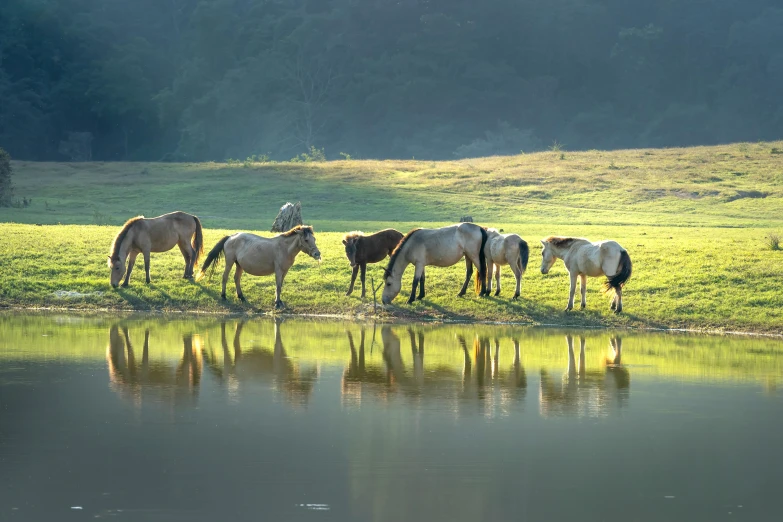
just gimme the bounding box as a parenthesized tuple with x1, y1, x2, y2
(271, 201, 303, 232)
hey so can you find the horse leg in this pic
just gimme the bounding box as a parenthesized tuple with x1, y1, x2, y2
(143, 250, 151, 284)
(579, 274, 587, 310)
(458, 258, 473, 296)
(494, 264, 501, 296)
(220, 262, 232, 300)
(417, 269, 425, 300)
(178, 241, 192, 279)
(274, 267, 289, 309)
(407, 264, 423, 304)
(614, 286, 623, 314)
(360, 263, 367, 299)
(121, 251, 138, 287)
(511, 262, 521, 299)
(234, 263, 246, 301)
(610, 294, 617, 311)
(565, 271, 577, 311)
(346, 265, 359, 296)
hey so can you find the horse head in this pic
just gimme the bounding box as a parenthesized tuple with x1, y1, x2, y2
(539, 239, 557, 274)
(297, 226, 321, 261)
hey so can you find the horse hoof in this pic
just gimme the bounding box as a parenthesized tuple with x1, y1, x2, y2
(346, 290, 353, 296)
(614, 308, 623, 314)
(580, 304, 586, 310)
(238, 294, 246, 302)
(274, 301, 285, 309)
(494, 291, 500, 297)
(512, 294, 519, 300)
(221, 294, 227, 301)
(457, 292, 466, 298)
(120, 283, 129, 288)
(564, 307, 573, 312)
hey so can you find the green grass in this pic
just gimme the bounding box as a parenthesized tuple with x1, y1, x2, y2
(1, 141, 782, 333)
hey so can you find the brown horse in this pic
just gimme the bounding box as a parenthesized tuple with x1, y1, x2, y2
(196, 225, 321, 308)
(108, 211, 203, 288)
(343, 228, 404, 297)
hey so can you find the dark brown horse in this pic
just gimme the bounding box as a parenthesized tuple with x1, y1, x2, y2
(342, 228, 404, 297)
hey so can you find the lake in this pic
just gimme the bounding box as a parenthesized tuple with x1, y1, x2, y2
(1, 314, 782, 522)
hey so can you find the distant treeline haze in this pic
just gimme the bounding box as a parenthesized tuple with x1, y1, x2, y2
(1, 0, 781, 161)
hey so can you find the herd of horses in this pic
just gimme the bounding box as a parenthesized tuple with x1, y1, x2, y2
(108, 211, 632, 312)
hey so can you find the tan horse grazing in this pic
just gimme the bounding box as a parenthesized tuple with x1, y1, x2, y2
(381, 223, 488, 305)
(108, 211, 203, 288)
(480, 228, 530, 298)
(343, 228, 404, 297)
(196, 225, 321, 308)
(540, 236, 632, 313)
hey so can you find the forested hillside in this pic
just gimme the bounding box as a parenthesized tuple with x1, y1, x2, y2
(1, 0, 781, 161)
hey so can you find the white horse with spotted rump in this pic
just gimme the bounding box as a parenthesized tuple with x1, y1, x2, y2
(540, 236, 632, 313)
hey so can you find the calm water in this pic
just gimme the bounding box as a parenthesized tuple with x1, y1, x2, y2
(1, 315, 782, 522)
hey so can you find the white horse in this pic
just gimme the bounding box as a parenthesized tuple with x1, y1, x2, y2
(540, 236, 632, 313)
(482, 228, 529, 298)
(382, 223, 488, 304)
(196, 226, 321, 308)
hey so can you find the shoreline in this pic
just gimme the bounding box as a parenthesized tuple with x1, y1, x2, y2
(2, 304, 781, 339)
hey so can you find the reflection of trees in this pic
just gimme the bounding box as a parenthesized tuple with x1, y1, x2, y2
(205, 320, 318, 407)
(106, 325, 202, 408)
(341, 326, 527, 416)
(539, 335, 630, 418)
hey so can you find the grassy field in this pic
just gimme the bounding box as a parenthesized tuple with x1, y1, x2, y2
(0, 141, 782, 333)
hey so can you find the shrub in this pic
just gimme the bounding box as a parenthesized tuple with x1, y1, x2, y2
(765, 233, 781, 251)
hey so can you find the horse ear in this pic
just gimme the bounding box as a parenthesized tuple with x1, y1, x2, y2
(342, 239, 347, 245)
(540, 240, 547, 247)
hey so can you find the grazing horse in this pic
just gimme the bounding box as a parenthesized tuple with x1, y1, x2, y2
(540, 236, 632, 313)
(381, 223, 488, 305)
(108, 211, 203, 288)
(343, 228, 404, 297)
(480, 228, 530, 298)
(196, 225, 321, 308)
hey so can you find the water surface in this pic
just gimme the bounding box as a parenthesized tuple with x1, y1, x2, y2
(1, 314, 782, 521)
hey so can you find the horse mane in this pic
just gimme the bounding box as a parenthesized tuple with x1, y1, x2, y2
(343, 231, 364, 243)
(384, 228, 421, 277)
(110, 216, 144, 260)
(544, 236, 579, 249)
(280, 225, 313, 237)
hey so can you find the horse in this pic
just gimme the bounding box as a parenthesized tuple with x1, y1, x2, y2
(196, 225, 321, 308)
(480, 228, 529, 298)
(381, 223, 488, 305)
(108, 211, 203, 288)
(343, 228, 404, 297)
(540, 236, 632, 313)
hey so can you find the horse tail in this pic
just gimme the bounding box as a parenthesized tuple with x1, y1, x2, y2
(476, 225, 488, 295)
(518, 239, 529, 273)
(191, 216, 204, 267)
(604, 250, 632, 292)
(196, 235, 230, 282)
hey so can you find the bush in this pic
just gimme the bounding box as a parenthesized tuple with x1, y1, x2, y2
(290, 146, 326, 163)
(453, 122, 542, 158)
(765, 233, 781, 251)
(0, 147, 15, 207)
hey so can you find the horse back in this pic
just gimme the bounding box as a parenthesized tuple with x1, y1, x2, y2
(361, 228, 404, 263)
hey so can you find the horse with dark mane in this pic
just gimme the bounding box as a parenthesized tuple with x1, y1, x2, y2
(196, 225, 321, 309)
(108, 211, 203, 288)
(342, 228, 404, 297)
(381, 223, 488, 304)
(540, 236, 632, 313)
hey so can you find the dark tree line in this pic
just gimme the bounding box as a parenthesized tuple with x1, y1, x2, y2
(1, 0, 781, 161)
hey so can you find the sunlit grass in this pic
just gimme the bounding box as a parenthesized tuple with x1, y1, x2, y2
(0, 141, 781, 332)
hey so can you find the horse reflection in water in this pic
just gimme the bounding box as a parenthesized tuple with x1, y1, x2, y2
(106, 325, 202, 408)
(342, 326, 526, 415)
(539, 334, 630, 418)
(205, 320, 318, 407)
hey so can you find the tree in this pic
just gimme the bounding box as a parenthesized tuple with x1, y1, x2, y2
(0, 147, 14, 206)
